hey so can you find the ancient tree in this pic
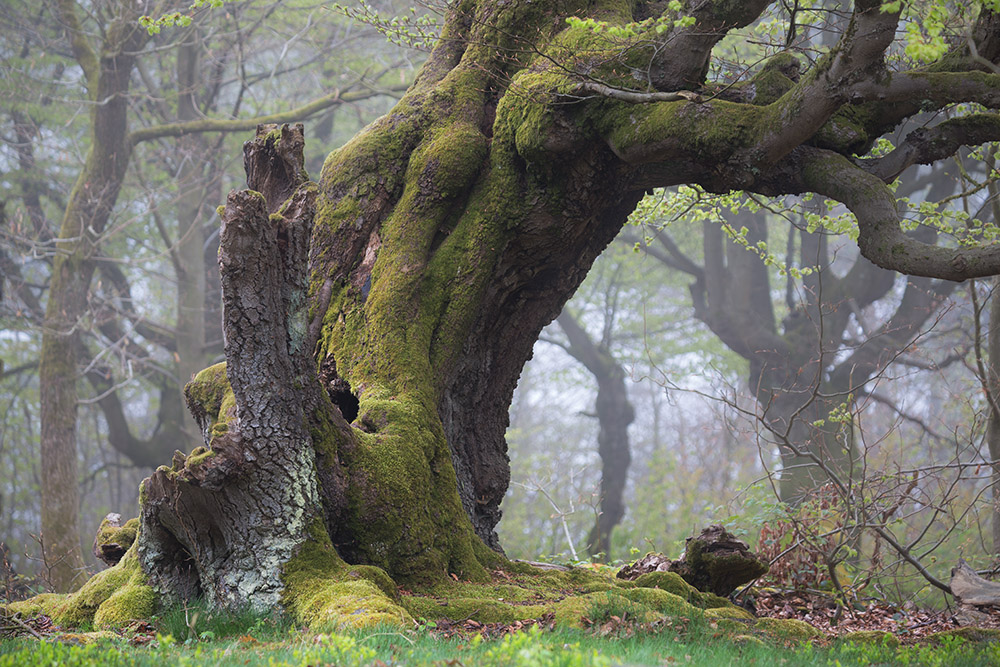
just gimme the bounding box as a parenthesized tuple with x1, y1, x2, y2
(28, 1, 1000, 624)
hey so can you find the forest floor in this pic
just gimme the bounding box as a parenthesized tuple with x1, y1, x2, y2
(3, 585, 1000, 666)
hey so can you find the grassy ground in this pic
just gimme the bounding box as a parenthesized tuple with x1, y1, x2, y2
(3, 609, 1000, 666)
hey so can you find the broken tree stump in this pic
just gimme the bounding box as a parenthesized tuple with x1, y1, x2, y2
(617, 525, 768, 597)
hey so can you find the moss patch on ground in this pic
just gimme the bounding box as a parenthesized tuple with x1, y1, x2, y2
(395, 561, 774, 637)
(753, 617, 822, 640)
(6, 546, 154, 630)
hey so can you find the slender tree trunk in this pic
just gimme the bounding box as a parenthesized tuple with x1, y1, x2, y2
(555, 312, 634, 561)
(174, 31, 210, 447)
(988, 277, 1000, 554)
(39, 2, 144, 590)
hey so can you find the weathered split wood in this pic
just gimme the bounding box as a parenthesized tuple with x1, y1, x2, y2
(951, 559, 1000, 607)
(138, 124, 323, 610)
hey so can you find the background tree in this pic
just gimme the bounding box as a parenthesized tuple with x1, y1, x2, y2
(631, 181, 960, 502)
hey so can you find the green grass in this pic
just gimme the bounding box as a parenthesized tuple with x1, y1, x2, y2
(152, 598, 293, 643)
(4, 616, 1000, 666)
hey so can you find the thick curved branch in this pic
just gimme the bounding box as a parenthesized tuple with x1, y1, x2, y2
(128, 85, 407, 146)
(857, 114, 1000, 183)
(797, 148, 1000, 280)
(756, 3, 900, 165)
(644, 0, 772, 90)
(602, 6, 901, 185)
(852, 70, 1000, 111)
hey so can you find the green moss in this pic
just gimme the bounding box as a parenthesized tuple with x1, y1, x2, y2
(753, 617, 821, 640)
(619, 586, 697, 617)
(404, 596, 544, 624)
(632, 571, 695, 600)
(704, 606, 755, 621)
(837, 630, 900, 647)
(748, 68, 796, 105)
(38, 546, 156, 629)
(185, 446, 214, 469)
(184, 362, 230, 432)
(92, 579, 157, 628)
(732, 634, 767, 646)
(291, 578, 412, 630)
(812, 103, 876, 155)
(94, 517, 139, 555)
(343, 565, 400, 602)
(281, 522, 412, 630)
(5, 593, 68, 618)
(928, 627, 1000, 643)
(600, 97, 765, 164)
(690, 590, 732, 609)
(551, 591, 664, 628)
(550, 593, 613, 628)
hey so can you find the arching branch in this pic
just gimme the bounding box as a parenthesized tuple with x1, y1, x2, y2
(798, 148, 1000, 280)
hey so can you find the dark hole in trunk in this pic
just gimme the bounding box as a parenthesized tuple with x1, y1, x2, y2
(327, 377, 359, 423)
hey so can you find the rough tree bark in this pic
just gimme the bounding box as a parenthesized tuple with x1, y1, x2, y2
(40, 0, 1000, 622)
(38, 0, 147, 591)
(140, 125, 324, 609)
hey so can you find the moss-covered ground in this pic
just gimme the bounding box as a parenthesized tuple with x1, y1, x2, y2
(6, 562, 1000, 665)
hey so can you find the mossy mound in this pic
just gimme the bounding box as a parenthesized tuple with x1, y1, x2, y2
(753, 617, 822, 640)
(837, 630, 900, 647)
(5, 536, 827, 644)
(93, 516, 139, 566)
(631, 571, 696, 600)
(397, 562, 736, 631)
(732, 633, 767, 646)
(551, 591, 664, 628)
(281, 524, 412, 630)
(58, 547, 155, 629)
(94, 516, 138, 553)
(7, 547, 154, 630)
(404, 595, 546, 624)
(927, 626, 1000, 643)
(705, 605, 755, 621)
(290, 578, 412, 630)
(5, 593, 68, 619)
